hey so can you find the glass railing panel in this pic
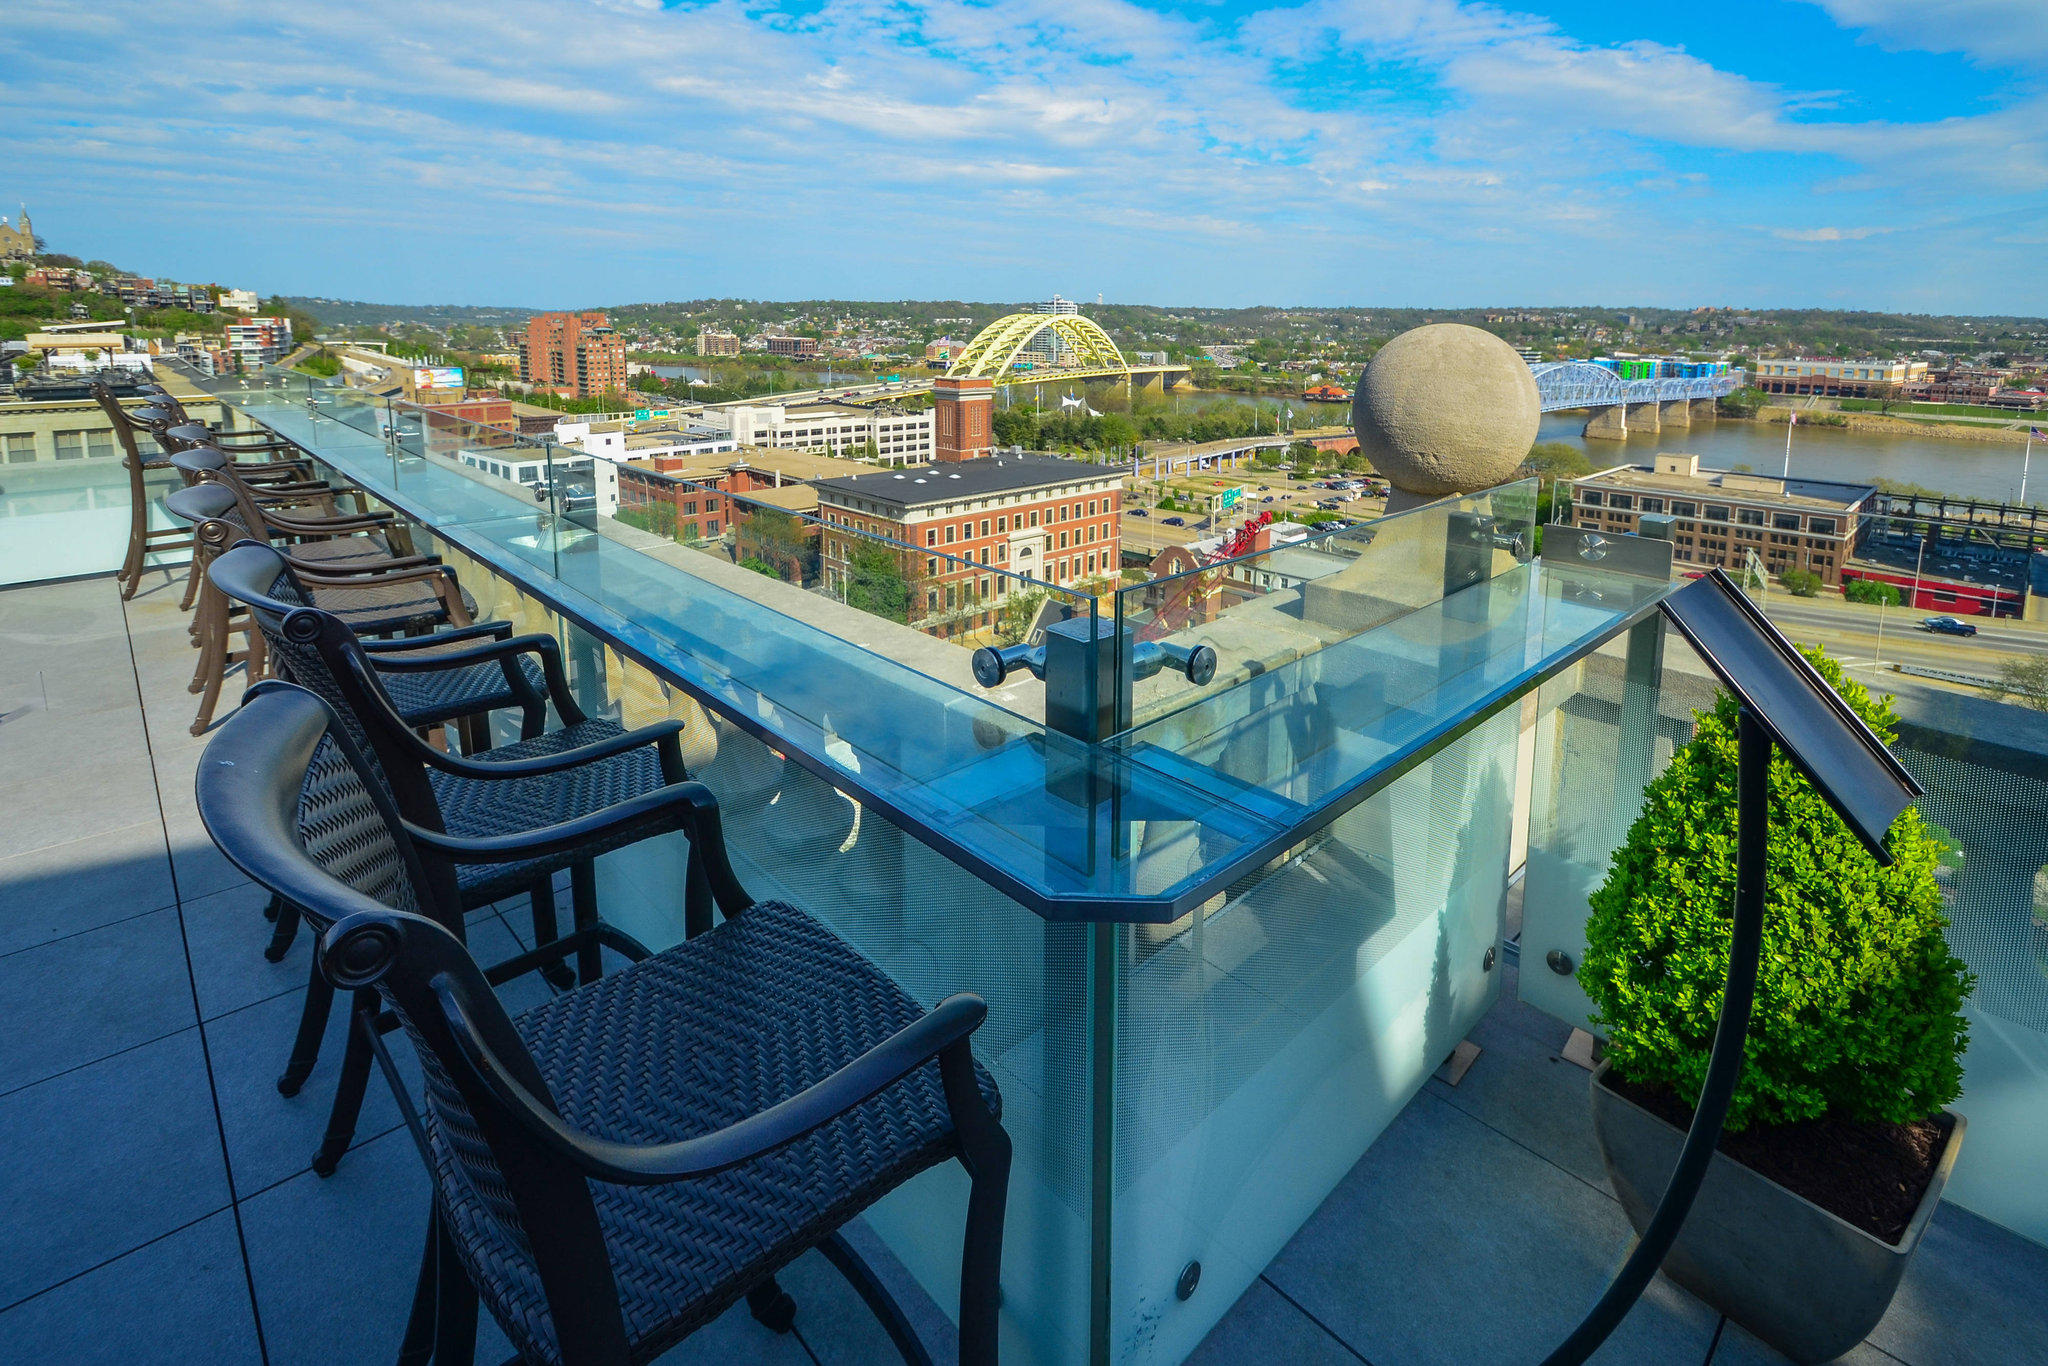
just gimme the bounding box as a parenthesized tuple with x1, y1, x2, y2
(1110, 702, 1522, 1364)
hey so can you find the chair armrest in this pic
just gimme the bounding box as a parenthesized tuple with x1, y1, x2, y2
(359, 621, 514, 651)
(360, 629, 574, 715)
(404, 774, 705, 864)
(266, 509, 396, 535)
(281, 550, 442, 575)
(433, 975, 988, 1184)
(293, 563, 455, 590)
(419, 715, 685, 779)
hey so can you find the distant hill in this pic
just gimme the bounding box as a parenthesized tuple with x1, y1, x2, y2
(276, 297, 539, 329)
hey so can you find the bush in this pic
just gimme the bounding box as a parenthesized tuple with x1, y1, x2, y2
(1580, 651, 1971, 1131)
(1844, 578, 1902, 606)
(1779, 567, 1822, 596)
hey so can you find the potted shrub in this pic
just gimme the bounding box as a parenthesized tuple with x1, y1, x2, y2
(1578, 651, 1973, 1364)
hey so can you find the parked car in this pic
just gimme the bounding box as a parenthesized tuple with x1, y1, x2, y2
(1129, 508, 1148, 518)
(1919, 616, 1978, 636)
(1163, 516, 1187, 527)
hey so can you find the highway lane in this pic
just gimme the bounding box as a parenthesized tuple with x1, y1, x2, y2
(1753, 598, 2048, 658)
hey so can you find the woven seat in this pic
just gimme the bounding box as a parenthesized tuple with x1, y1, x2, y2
(439, 899, 1002, 1365)
(312, 573, 476, 636)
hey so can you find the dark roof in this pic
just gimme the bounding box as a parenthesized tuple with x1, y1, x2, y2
(812, 455, 1114, 509)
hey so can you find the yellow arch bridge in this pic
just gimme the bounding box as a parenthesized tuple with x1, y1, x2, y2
(945, 311, 1188, 390)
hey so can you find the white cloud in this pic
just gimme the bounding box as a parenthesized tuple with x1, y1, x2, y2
(1768, 226, 1894, 241)
(1803, 0, 2048, 69)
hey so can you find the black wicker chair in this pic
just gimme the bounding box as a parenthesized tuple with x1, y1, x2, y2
(210, 540, 711, 1173)
(196, 683, 1011, 1365)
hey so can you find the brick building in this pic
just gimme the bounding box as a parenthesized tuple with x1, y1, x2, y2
(517, 311, 626, 399)
(696, 329, 740, 357)
(813, 455, 1122, 636)
(931, 375, 993, 463)
(1570, 453, 1874, 585)
(613, 447, 872, 544)
(765, 336, 820, 360)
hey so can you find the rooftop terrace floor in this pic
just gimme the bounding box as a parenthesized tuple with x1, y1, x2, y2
(3, 571, 2045, 1366)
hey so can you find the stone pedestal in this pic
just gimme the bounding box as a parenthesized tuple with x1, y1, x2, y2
(1690, 398, 1718, 425)
(1625, 402, 1661, 436)
(1583, 405, 1628, 441)
(1658, 399, 1691, 430)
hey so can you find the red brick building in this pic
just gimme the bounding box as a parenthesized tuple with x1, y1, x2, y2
(813, 455, 1123, 635)
(517, 312, 625, 399)
(932, 376, 994, 463)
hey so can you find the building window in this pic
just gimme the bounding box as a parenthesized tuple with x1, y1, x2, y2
(997, 545, 1007, 562)
(1608, 494, 1633, 511)
(1738, 508, 1764, 526)
(1705, 504, 1729, 521)
(945, 525, 956, 544)
(1, 433, 34, 462)
(927, 557, 938, 575)
(997, 515, 1007, 533)
(927, 529, 937, 546)
(1059, 531, 1069, 549)
(1579, 490, 1602, 507)
(1641, 497, 1664, 514)
(1672, 502, 1696, 518)
(706, 519, 719, 536)
(54, 430, 118, 460)
(1030, 511, 1040, 527)
(980, 519, 990, 537)
(1773, 513, 1802, 531)
(1809, 518, 1837, 535)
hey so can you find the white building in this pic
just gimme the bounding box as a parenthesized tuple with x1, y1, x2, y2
(225, 316, 293, 368)
(703, 402, 933, 465)
(218, 288, 260, 314)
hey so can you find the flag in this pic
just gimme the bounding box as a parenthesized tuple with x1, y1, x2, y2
(1787, 411, 1797, 426)
(2031, 427, 2045, 440)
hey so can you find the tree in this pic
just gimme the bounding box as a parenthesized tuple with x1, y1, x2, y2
(1844, 578, 1901, 606)
(846, 539, 914, 624)
(1522, 440, 1590, 486)
(996, 588, 1050, 645)
(1989, 656, 2048, 712)
(1580, 649, 1971, 1130)
(733, 506, 813, 582)
(1780, 567, 1823, 596)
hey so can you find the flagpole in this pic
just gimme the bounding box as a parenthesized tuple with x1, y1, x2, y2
(1783, 410, 1795, 479)
(2023, 427, 2035, 506)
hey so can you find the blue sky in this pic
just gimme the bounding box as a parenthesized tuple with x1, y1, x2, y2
(4, 0, 2044, 312)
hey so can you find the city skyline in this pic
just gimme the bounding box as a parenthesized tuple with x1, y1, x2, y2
(5, 0, 2045, 313)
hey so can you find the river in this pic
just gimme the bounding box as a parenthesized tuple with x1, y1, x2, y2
(1533, 414, 2036, 505)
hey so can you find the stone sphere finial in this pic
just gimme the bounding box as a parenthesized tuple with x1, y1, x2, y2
(1351, 324, 1540, 506)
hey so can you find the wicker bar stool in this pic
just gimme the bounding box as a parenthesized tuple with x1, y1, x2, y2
(170, 446, 418, 564)
(196, 683, 1011, 1365)
(210, 542, 710, 1175)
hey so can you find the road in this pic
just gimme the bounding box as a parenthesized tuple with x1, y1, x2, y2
(1752, 596, 2048, 660)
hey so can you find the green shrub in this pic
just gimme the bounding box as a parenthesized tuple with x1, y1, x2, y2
(1580, 650, 1971, 1131)
(1844, 577, 1902, 606)
(1779, 567, 1822, 596)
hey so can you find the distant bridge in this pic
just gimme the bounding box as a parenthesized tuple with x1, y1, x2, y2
(1528, 361, 1746, 440)
(946, 310, 1189, 392)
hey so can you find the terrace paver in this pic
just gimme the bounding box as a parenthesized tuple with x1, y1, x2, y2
(2, 575, 2045, 1366)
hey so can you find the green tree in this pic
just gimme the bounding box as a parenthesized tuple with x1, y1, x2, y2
(1580, 649, 1971, 1131)
(733, 506, 813, 582)
(1522, 440, 1591, 486)
(846, 539, 914, 624)
(1844, 578, 1902, 606)
(1780, 567, 1823, 596)
(996, 588, 1050, 645)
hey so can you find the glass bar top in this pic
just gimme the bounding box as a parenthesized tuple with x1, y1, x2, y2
(221, 383, 1672, 922)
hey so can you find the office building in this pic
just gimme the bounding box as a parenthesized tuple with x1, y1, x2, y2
(705, 402, 933, 465)
(1570, 453, 1873, 585)
(517, 311, 626, 399)
(1751, 357, 1929, 398)
(765, 335, 820, 360)
(696, 329, 740, 357)
(813, 455, 1123, 633)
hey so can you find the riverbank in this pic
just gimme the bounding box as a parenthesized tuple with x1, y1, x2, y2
(1746, 404, 2030, 445)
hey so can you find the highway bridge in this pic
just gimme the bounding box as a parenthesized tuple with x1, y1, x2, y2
(1528, 361, 1746, 440)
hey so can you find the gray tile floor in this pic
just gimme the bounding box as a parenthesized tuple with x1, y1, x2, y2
(4, 571, 2046, 1366)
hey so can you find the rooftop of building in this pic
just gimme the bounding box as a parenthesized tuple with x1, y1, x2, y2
(623, 444, 876, 485)
(1577, 453, 1877, 511)
(812, 453, 1117, 508)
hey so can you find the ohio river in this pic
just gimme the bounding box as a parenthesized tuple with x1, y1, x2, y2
(1540, 415, 2035, 504)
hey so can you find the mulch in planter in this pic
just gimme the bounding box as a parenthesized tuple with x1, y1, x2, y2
(1605, 1075, 1953, 1245)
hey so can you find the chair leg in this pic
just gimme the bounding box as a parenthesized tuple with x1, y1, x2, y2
(745, 1278, 798, 1335)
(265, 898, 301, 963)
(263, 892, 284, 923)
(941, 1041, 1012, 1366)
(277, 959, 334, 1097)
(527, 879, 575, 991)
(179, 552, 202, 612)
(432, 1209, 479, 1366)
(569, 860, 602, 987)
(817, 1236, 935, 1366)
(311, 992, 377, 1177)
(398, 1212, 441, 1366)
